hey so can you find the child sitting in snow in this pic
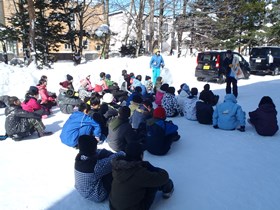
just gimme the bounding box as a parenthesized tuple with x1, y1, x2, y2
(248, 96, 278, 136)
(145, 106, 180, 156)
(5, 96, 52, 140)
(184, 87, 199, 121)
(162, 86, 182, 117)
(74, 135, 125, 202)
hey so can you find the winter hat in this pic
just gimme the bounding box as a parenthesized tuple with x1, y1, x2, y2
(153, 106, 166, 119)
(29, 86, 39, 95)
(191, 87, 198, 96)
(204, 84, 210, 91)
(118, 106, 131, 119)
(182, 84, 190, 93)
(167, 86, 175, 95)
(160, 83, 169, 92)
(8, 96, 19, 106)
(125, 142, 143, 161)
(105, 74, 111, 79)
(122, 69, 127, 76)
(102, 93, 114, 103)
(259, 96, 275, 107)
(78, 135, 98, 156)
(66, 74, 73, 81)
(154, 48, 160, 54)
(145, 75, 151, 81)
(132, 95, 143, 104)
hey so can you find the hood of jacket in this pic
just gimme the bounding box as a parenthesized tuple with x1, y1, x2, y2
(259, 103, 277, 114)
(224, 94, 237, 104)
(109, 117, 129, 130)
(111, 158, 143, 183)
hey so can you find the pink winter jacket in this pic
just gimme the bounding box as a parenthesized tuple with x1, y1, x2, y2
(37, 84, 55, 104)
(155, 90, 165, 106)
(21, 97, 42, 112)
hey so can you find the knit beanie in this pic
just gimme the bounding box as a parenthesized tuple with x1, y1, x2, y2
(160, 83, 169, 92)
(125, 142, 143, 161)
(102, 93, 114, 104)
(105, 74, 111, 79)
(153, 106, 166, 119)
(29, 86, 39, 95)
(167, 86, 175, 95)
(78, 135, 98, 156)
(66, 74, 73, 81)
(118, 106, 131, 119)
(132, 95, 143, 104)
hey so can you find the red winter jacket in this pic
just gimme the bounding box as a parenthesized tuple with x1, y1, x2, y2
(37, 84, 55, 104)
(21, 97, 42, 112)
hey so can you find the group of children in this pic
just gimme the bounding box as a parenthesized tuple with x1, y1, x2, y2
(0, 69, 278, 209)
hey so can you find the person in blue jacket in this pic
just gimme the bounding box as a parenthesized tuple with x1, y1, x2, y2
(150, 49, 165, 85)
(60, 102, 101, 147)
(145, 106, 180, 155)
(213, 94, 246, 131)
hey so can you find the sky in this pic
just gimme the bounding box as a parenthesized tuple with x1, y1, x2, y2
(0, 55, 280, 210)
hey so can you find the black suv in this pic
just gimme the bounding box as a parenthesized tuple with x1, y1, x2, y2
(249, 46, 280, 75)
(195, 51, 250, 83)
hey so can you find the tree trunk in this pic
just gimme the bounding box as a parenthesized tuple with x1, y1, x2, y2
(135, 0, 145, 57)
(148, 0, 154, 53)
(170, 0, 176, 54)
(124, 0, 134, 45)
(158, 0, 164, 51)
(26, 0, 36, 62)
(177, 0, 188, 58)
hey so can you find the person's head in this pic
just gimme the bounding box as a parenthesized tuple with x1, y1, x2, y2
(41, 75, 48, 81)
(125, 142, 144, 161)
(8, 96, 21, 106)
(156, 76, 163, 83)
(66, 74, 73, 81)
(87, 96, 101, 109)
(78, 135, 98, 157)
(190, 87, 198, 96)
(38, 78, 47, 86)
(28, 86, 39, 97)
(105, 74, 111, 80)
(145, 75, 151, 81)
(132, 94, 143, 104)
(154, 48, 160, 55)
(118, 106, 131, 119)
(102, 93, 114, 104)
(136, 75, 142, 81)
(78, 102, 91, 114)
(226, 50, 233, 58)
(204, 84, 210, 91)
(122, 69, 127, 76)
(259, 96, 275, 108)
(160, 83, 169, 92)
(153, 106, 166, 120)
(100, 72, 106, 79)
(167, 86, 175, 95)
(134, 86, 142, 93)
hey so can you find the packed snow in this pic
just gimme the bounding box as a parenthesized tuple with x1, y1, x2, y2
(0, 55, 279, 210)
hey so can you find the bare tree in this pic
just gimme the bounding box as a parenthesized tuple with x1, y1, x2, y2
(148, 0, 154, 53)
(177, 0, 188, 58)
(134, 0, 145, 57)
(26, 0, 36, 61)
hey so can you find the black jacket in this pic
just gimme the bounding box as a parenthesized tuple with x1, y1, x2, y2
(5, 105, 41, 136)
(196, 101, 214, 125)
(107, 117, 138, 152)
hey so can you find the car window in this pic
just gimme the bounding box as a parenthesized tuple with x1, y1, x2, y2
(271, 48, 280, 57)
(251, 48, 269, 57)
(200, 54, 217, 61)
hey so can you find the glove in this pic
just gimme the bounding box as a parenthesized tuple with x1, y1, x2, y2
(213, 125, 218, 129)
(237, 126, 245, 132)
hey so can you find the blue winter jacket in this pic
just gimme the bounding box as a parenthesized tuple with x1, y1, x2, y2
(150, 54, 164, 69)
(60, 111, 101, 147)
(212, 94, 245, 130)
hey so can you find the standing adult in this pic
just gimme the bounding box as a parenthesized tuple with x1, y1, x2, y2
(223, 50, 238, 98)
(150, 49, 165, 85)
(268, 51, 274, 71)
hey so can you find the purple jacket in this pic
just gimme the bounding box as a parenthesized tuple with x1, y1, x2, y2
(249, 104, 278, 136)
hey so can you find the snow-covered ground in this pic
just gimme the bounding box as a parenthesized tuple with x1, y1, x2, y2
(0, 55, 279, 210)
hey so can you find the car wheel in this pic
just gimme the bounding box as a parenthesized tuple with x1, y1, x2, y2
(272, 67, 279, 76)
(197, 77, 204, 81)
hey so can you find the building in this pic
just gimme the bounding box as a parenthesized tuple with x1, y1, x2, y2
(0, 0, 104, 59)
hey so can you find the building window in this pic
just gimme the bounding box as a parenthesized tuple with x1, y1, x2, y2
(64, 43, 71, 50)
